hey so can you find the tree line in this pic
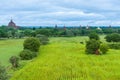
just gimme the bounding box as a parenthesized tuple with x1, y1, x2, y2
(0, 25, 120, 38)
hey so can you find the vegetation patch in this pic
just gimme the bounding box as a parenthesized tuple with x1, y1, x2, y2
(10, 37, 120, 80)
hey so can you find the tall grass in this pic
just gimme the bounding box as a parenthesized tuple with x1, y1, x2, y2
(10, 36, 120, 80)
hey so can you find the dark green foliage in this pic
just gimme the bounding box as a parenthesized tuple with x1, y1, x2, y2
(19, 49, 34, 60)
(105, 34, 112, 42)
(88, 33, 100, 40)
(65, 30, 74, 37)
(36, 34, 49, 45)
(0, 65, 8, 80)
(9, 56, 19, 68)
(100, 43, 109, 54)
(86, 39, 100, 54)
(23, 37, 40, 52)
(105, 33, 120, 42)
(108, 43, 120, 49)
(105, 33, 120, 50)
(23, 29, 32, 37)
(35, 29, 52, 36)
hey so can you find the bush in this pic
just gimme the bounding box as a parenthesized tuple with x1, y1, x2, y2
(100, 43, 109, 54)
(86, 39, 100, 55)
(0, 65, 8, 80)
(105, 34, 112, 42)
(23, 37, 40, 52)
(9, 56, 19, 68)
(105, 33, 120, 42)
(19, 49, 34, 60)
(36, 34, 49, 45)
(108, 43, 120, 49)
(65, 30, 74, 37)
(88, 33, 100, 40)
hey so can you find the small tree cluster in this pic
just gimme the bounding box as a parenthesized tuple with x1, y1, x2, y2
(36, 34, 49, 45)
(9, 56, 19, 68)
(23, 37, 40, 52)
(86, 39, 100, 55)
(105, 33, 120, 42)
(100, 44, 109, 54)
(19, 37, 40, 60)
(86, 33, 109, 55)
(88, 33, 100, 40)
(105, 33, 120, 49)
(19, 49, 37, 60)
(65, 30, 74, 37)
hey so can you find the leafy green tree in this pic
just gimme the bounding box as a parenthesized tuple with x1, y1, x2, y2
(86, 39, 100, 55)
(0, 29, 8, 38)
(24, 29, 32, 37)
(36, 34, 49, 45)
(35, 29, 51, 36)
(100, 43, 109, 54)
(105, 34, 112, 42)
(88, 33, 100, 40)
(65, 30, 74, 37)
(8, 27, 17, 38)
(23, 37, 40, 52)
(111, 33, 120, 42)
(9, 56, 19, 68)
(19, 49, 34, 60)
(105, 33, 120, 42)
(7, 31, 12, 38)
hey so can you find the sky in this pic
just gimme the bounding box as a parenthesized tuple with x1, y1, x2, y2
(0, 0, 120, 26)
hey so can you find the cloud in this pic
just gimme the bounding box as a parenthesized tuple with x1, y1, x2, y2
(0, 0, 120, 26)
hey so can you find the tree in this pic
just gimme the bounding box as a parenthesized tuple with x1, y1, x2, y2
(9, 56, 19, 68)
(19, 49, 34, 60)
(100, 43, 109, 54)
(23, 37, 40, 52)
(36, 34, 49, 45)
(8, 27, 17, 38)
(23, 29, 32, 37)
(111, 33, 120, 42)
(35, 29, 51, 36)
(65, 30, 74, 37)
(105, 34, 112, 42)
(0, 65, 8, 80)
(105, 33, 120, 42)
(88, 33, 100, 40)
(86, 39, 100, 55)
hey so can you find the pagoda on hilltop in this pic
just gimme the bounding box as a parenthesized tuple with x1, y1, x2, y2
(8, 19, 18, 29)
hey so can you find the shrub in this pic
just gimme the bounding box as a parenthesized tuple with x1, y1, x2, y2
(65, 30, 74, 37)
(36, 34, 49, 45)
(9, 56, 19, 68)
(105, 34, 112, 42)
(0, 65, 8, 80)
(108, 43, 120, 49)
(23, 37, 40, 52)
(19, 49, 33, 60)
(88, 33, 100, 40)
(86, 39, 100, 55)
(105, 33, 120, 42)
(100, 43, 109, 54)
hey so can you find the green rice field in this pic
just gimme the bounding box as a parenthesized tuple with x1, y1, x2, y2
(9, 36, 120, 80)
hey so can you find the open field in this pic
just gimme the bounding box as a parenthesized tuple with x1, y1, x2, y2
(0, 39, 24, 67)
(10, 36, 120, 80)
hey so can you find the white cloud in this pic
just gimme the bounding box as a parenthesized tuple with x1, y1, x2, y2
(0, 0, 120, 26)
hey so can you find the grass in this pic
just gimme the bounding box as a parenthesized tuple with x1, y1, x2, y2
(10, 36, 120, 80)
(0, 39, 24, 67)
